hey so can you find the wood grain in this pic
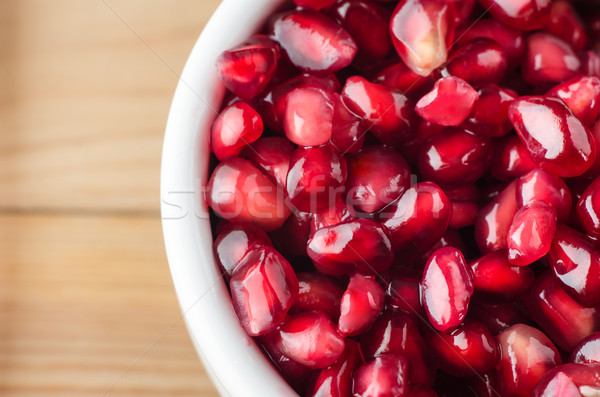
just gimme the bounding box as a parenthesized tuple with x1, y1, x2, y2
(0, 1, 223, 396)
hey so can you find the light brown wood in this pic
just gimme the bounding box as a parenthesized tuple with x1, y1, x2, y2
(0, 1, 223, 396)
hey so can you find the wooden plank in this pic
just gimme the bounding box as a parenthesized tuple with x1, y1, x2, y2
(0, 213, 219, 396)
(0, 0, 221, 213)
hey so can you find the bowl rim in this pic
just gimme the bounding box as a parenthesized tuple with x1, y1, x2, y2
(160, 0, 296, 396)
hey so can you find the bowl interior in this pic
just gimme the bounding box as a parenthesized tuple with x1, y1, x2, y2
(161, 0, 295, 396)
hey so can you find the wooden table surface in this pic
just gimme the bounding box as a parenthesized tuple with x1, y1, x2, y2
(0, 1, 223, 395)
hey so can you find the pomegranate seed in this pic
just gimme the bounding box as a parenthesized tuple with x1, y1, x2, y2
(385, 273, 423, 315)
(448, 201, 479, 229)
(490, 135, 537, 181)
(415, 77, 479, 127)
(330, 94, 367, 154)
(272, 10, 357, 75)
(577, 177, 600, 238)
(379, 182, 452, 254)
(274, 311, 345, 369)
(290, 272, 344, 321)
(211, 102, 263, 161)
(341, 76, 417, 146)
(230, 246, 298, 336)
(352, 354, 409, 397)
(571, 332, 600, 364)
(216, 35, 280, 100)
(449, 0, 475, 25)
(474, 180, 518, 254)
(497, 324, 562, 397)
(283, 86, 336, 147)
(477, 0, 552, 30)
(286, 145, 347, 213)
(398, 120, 446, 167)
(338, 274, 385, 336)
(346, 146, 411, 213)
(468, 300, 529, 335)
(461, 85, 517, 138)
(421, 247, 474, 332)
(455, 18, 525, 67)
(275, 209, 311, 257)
(293, 0, 337, 10)
(307, 219, 394, 276)
(310, 199, 355, 236)
(329, 0, 392, 64)
(532, 363, 600, 397)
(427, 320, 499, 377)
(207, 157, 290, 231)
(547, 76, 600, 128)
(446, 39, 508, 87)
(508, 96, 596, 177)
(213, 222, 272, 277)
(243, 137, 294, 189)
(360, 311, 433, 386)
(545, 1, 588, 52)
(471, 249, 535, 296)
(524, 272, 600, 351)
(523, 33, 582, 87)
(548, 225, 600, 308)
(418, 128, 491, 187)
(507, 201, 557, 267)
(306, 339, 361, 397)
(389, 0, 455, 76)
(372, 61, 437, 97)
(516, 168, 573, 222)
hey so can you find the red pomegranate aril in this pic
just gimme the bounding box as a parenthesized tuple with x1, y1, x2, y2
(274, 311, 345, 370)
(398, 120, 446, 167)
(230, 246, 298, 336)
(548, 225, 600, 308)
(471, 250, 535, 296)
(352, 354, 409, 397)
(341, 76, 417, 146)
(389, 0, 455, 76)
(329, 0, 392, 64)
(461, 85, 517, 138)
(330, 94, 366, 154)
(272, 10, 357, 75)
(372, 61, 437, 97)
(522, 33, 582, 87)
(427, 320, 499, 377)
(211, 102, 263, 161)
(286, 145, 347, 213)
(446, 39, 508, 87)
(532, 363, 600, 397)
(421, 247, 474, 332)
(477, 0, 551, 30)
(276, 209, 312, 257)
(547, 76, 600, 128)
(578, 176, 600, 238)
(385, 273, 422, 315)
(346, 146, 411, 213)
(416, 77, 479, 127)
(571, 332, 600, 364)
(507, 201, 557, 267)
(216, 35, 280, 100)
(307, 219, 394, 276)
(508, 96, 596, 177)
(294, 0, 337, 10)
(449, 201, 478, 229)
(244, 137, 294, 189)
(418, 128, 491, 187)
(474, 180, 518, 254)
(207, 157, 290, 231)
(338, 274, 385, 337)
(306, 339, 361, 397)
(283, 86, 335, 147)
(213, 222, 272, 277)
(545, 1, 588, 52)
(310, 199, 355, 236)
(516, 168, 573, 222)
(496, 324, 562, 397)
(490, 135, 537, 181)
(379, 182, 452, 254)
(291, 272, 344, 321)
(449, 0, 475, 25)
(455, 18, 524, 67)
(524, 272, 600, 351)
(468, 300, 529, 335)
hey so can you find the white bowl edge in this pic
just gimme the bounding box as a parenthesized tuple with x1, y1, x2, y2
(160, 1, 296, 396)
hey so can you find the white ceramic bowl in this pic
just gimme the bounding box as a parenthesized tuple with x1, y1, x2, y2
(160, 1, 296, 396)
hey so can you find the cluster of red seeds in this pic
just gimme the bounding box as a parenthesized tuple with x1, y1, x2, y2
(205, 0, 600, 396)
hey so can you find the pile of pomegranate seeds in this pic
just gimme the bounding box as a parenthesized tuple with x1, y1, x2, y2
(206, 0, 600, 395)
